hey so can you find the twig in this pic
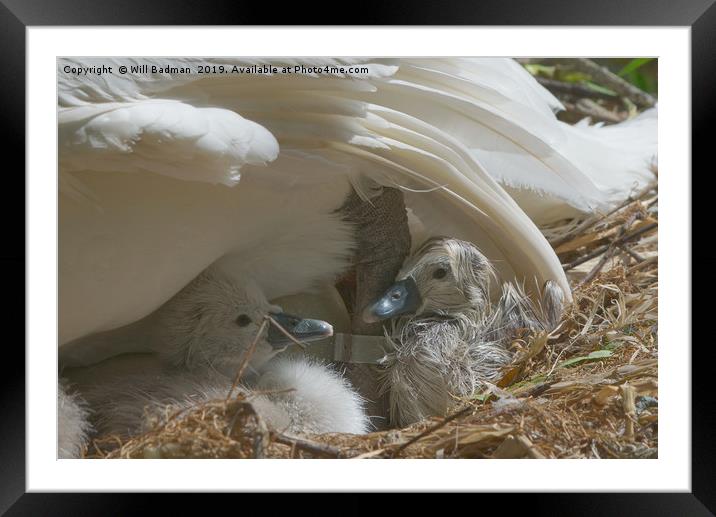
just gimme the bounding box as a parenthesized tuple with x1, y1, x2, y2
(563, 99, 625, 124)
(546, 340, 575, 378)
(577, 212, 641, 286)
(252, 411, 270, 459)
(536, 77, 616, 101)
(620, 383, 637, 440)
(392, 405, 473, 457)
(562, 222, 657, 271)
(351, 448, 386, 459)
(577, 247, 618, 287)
(225, 400, 256, 439)
(627, 256, 657, 274)
(226, 311, 313, 402)
(246, 387, 297, 398)
(617, 244, 646, 263)
(561, 58, 657, 108)
(265, 314, 307, 350)
(271, 432, 344, 458)
(550, 182, 656, 249)
(226, 318, 269, 401)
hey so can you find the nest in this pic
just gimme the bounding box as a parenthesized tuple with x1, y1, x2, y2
(86, 183, 658, 460)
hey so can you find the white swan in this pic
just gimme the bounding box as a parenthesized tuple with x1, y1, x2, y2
(59, 266, 368, 458)
(363, 237, 563, 427)
(59, 57, 610, 355)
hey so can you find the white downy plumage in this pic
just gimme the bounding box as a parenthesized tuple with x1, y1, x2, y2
(58, 380, 92, 458)
(67, 355, 369, 446)
(364, 237, 565, 427)
(59, 266, 368, 457)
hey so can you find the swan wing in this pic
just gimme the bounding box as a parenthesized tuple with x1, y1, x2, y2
(63, 57, 641, 348)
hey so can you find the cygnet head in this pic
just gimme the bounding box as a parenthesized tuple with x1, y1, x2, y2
(151, 267, 333, 373)
(363, 237, 494, 322)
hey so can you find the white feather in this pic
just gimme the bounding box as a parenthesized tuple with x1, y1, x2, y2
(59, 100, 278, 186)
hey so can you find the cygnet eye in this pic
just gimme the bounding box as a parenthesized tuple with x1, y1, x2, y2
(235, 314, 252, 327)
(432, 267, 448, 280)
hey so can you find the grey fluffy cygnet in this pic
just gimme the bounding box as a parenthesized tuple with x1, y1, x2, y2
(363, 237, 564, 427)
(59, 266, 368, 457)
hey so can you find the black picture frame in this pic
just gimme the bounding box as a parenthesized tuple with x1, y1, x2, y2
(2, 0, 709, 513)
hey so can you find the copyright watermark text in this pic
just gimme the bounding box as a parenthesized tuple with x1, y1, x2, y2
(61, 63, 371, 76)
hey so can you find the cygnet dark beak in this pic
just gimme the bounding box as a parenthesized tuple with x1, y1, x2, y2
(362, 277, 422, 323)
(267, 312, 334, 349)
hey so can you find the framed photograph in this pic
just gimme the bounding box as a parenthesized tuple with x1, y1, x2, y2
(3, 0, 709, 512)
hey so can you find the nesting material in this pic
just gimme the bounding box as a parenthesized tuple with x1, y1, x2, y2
(86, 187, 658, 460)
